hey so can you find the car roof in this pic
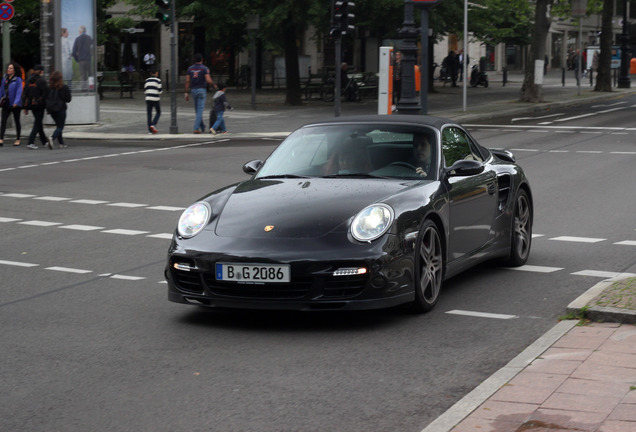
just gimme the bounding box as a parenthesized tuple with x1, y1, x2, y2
(297, 114, 456, 130)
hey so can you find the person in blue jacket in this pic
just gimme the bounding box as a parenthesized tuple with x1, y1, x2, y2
(210, 83, 233, 135)
(0, 62, 24, 146)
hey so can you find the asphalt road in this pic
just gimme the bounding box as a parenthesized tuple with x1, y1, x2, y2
(1, 97, 635, 432)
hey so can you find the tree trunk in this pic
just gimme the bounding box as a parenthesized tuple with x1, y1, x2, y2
(519, 0, 553, 102)
(283, 15, 303, 106)
(594, 0, 614, 92)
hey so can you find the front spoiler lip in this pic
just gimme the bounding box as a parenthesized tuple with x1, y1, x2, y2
(168, 289, 414, 312)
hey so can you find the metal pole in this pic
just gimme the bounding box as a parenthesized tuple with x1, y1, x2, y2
(169, 1, 178, 134)
(335, 37, 341, 117)
(462, 0, 467, 111)
(577, 19, 582, 96)
(420, 8, 428, 114)
(250, 32, 256, 109)
(617, 0, 631, 88)
(396, 0, 421, 115)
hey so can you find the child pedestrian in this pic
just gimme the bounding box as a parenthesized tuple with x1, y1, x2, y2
(210, 83, 233, 135)
(144, 67, 162, 134)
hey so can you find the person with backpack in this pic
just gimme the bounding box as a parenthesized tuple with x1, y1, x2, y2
(0, 62, 24, 146)
(22, 65, 50, 150)
(46, 70, 72, 149)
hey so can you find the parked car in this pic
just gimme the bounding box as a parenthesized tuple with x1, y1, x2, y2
(165, 115, 533, 313)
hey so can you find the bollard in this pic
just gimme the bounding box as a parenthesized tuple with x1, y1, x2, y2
(589, 68, 593, 86)
(562, 67, 565, 87)
(502, 67, 507, 86)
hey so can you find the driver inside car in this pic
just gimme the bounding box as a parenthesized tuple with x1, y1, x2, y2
(410, 133, 433, 177)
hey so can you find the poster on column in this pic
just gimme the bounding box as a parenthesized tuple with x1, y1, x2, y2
(61, 0, 96, 94)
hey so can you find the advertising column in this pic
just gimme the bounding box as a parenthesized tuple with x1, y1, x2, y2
(58, 0, 98, 124)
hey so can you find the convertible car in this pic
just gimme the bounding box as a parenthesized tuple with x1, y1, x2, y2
(165, 115, 533, 313)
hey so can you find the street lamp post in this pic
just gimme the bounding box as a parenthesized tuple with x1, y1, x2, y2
(396, 0, 422, 115)
(617, 0, 631, 88)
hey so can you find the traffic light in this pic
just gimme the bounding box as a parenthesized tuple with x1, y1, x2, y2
(333, 0, 355, 35)
(155, 0, 171, 26)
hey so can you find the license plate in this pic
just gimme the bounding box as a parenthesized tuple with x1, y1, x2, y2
(216, 263, 291, 283)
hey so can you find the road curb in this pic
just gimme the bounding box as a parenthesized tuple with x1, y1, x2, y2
(419, 319, 578, 432)
(567, 279, 636, 324)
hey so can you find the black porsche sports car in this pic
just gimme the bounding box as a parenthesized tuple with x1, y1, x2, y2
(166, 115, 533, 313)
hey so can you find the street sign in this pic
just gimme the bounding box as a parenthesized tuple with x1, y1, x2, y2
(0, 3, 14, 21)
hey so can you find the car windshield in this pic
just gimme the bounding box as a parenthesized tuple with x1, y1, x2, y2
(255, 124, 439, 180)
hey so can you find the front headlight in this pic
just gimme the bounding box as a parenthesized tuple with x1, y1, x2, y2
(177, 202, 211, 238)
(351, 204, 394, 242)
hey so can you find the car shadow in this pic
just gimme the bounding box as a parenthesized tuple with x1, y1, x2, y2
(175, 305, 427, 332)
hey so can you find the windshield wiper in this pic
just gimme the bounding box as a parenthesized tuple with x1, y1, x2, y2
(257, 174, 310, 179)
(321, 173, 387, 179)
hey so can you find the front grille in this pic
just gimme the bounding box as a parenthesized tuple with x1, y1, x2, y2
(203, 273, 368, 300)
(204, 275, 312, 299)
(322, 276, 367, 298)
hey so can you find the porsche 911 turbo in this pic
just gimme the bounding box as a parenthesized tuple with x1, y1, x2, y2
(165, 115, 533, 313)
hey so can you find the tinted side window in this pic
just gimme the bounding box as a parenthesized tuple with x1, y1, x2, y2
(441, 127, 483, 166)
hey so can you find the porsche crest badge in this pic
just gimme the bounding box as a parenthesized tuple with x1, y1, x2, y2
(264, 225, 274, 232)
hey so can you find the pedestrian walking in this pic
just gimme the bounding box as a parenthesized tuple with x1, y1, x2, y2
(46, 70, 72, 149)
(144, 67, 162, 134)
(210, 83, 233, 135)
(22, 64, 50, 150)
(184, 53, 217, 134)
(0, 62, 24, 146)
(392, 51, 402, 105)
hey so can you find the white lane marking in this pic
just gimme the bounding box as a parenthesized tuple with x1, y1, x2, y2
(45, 266, 92, 274)
(571, 270, 636, 279)
(532, 234, 545, 238)
(18, 220, 63, 227)
(611, 151, 636, 155)
(614, 240, 636, 246)
(553, 113, 597, 122)
(70, 199, 110, 205)
(0, 260, 38, 267)
(0, 217, 22, 222)
(101, 229, 150, 236)
(147, 233, 173, 239)
(1, 193, 36, 198)
(146, 206, 186, 211)
(18, 165, 40, 169)
(59, 224, 105, 231)
(507, 265, 563, 273)
(108, 202, 148, 208)
(549, 236, 605, 243)
(591, 102, 626, 108)
(465, 124, 629, 132)
(33, 196, 71, 201)
(110, 274, 146, 281)
(446, 310, 518, 320)
(576, 150, 603, 153)
(512, 113, 564, 122)
(597, 106, 628, 114)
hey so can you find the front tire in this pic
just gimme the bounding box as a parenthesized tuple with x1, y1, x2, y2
(505, 189, 532, 266)
(412, 220, 443, 313)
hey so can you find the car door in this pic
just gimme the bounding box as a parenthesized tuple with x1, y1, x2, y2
(442, 126, 498, 262)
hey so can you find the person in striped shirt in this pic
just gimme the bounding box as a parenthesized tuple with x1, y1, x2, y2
(144, 68, 162, 134)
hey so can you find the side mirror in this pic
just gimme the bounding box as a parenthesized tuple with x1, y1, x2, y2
(444, 159, 484, 177)
(242, 160, 263, 175)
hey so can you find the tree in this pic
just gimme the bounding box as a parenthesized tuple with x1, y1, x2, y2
(594, 0, 613, 92)
(519, 0, 553, 102)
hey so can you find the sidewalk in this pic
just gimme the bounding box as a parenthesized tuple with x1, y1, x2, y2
(62, 69, 636, 140)
(424, 277, 636, 432)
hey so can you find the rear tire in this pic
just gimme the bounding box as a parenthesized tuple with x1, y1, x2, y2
(411, 220, 443, 313)
(505, 189, 532, 266)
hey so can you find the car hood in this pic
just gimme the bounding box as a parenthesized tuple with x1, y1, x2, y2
(212, 178, 413, 239)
